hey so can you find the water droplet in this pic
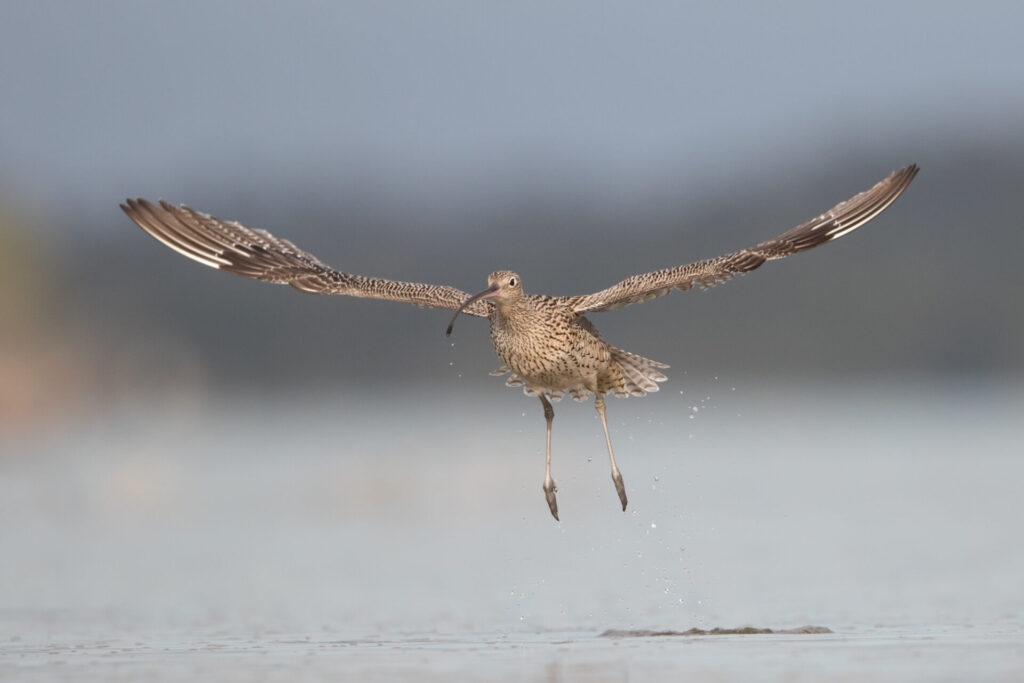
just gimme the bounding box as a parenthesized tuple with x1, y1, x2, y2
(650, 523, 657, 529)
(653, 476, 660, 482)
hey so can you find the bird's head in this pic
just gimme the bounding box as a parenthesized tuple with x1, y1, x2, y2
(445, 271, 523, 336)
(483, 270, 523, 303)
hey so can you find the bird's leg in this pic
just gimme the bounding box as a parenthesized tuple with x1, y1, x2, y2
(594, 393, 628, 512)
(539, 394, 558, 521)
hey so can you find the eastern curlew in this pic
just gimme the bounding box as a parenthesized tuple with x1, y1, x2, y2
(121, 164, 917, 520)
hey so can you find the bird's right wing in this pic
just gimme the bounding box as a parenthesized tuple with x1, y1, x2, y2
(121, 199, 492, 318)
(569, 164, 918, 314)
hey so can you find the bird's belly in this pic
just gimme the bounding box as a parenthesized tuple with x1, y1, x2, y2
(494, 335, 610, 391)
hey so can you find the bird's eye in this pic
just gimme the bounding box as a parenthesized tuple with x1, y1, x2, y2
(508, 277, 517, 287)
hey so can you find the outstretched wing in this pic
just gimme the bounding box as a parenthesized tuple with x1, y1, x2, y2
(121, 199, 492, 318)
(570, 164, 918, 314)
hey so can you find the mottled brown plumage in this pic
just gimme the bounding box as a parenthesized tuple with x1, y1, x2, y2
(120, 197, 493, 317)
(121, 163, 918, 521)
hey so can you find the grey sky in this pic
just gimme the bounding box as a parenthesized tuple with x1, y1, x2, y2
(2, 1, 1022, 230)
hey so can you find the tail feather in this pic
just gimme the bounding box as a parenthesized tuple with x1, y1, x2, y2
(491, 347, 669, 401)
(493, 365, 570, 400)
(599, 347, 669, 398)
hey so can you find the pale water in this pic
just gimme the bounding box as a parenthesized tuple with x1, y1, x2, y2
(2, 380, 1022, 680)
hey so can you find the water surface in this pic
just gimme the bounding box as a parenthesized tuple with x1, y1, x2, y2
(2, 381, 1022, 680)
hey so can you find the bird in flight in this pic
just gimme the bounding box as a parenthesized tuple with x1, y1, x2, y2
(122, 164, 917, 520)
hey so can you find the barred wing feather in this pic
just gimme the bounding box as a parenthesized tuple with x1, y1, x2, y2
(120, 199, 492, 318)
(570, 165, 918, 314)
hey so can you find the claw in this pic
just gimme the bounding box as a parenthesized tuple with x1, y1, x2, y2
(612, 469, 628, 512)
(544, 478, 559, 521)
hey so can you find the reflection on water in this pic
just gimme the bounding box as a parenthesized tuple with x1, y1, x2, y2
(600, 626, 833, 637)
(5, 624, 1023, 683)
(1, 380, 1023, 680)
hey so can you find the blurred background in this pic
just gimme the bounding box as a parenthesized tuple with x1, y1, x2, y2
(2, 0, 1022, 423)
(1, 1, 1023, 669)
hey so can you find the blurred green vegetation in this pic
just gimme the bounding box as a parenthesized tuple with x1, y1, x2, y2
(0, 203, 43, 326)
(0, 202, 72, 431)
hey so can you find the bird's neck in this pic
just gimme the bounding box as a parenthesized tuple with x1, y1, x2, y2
(492, 297, 530, 333)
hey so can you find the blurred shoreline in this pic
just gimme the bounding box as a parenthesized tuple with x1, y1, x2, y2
(4, 144, 1023, 438)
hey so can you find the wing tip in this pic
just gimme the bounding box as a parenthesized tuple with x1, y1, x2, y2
(822, 162, 919, 241)
(120, 196, 233, 270)
(896, 162, 920, 186)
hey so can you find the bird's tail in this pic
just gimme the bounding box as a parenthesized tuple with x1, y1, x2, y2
(599, 347, 669, 398)
(491, 347, 668, 401)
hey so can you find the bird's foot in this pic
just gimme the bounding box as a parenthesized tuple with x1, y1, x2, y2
(612, 469, 628, 512)
(543, 477, 559, 521)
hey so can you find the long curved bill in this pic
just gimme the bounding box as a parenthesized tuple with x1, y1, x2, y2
(445, 283, 499, 336)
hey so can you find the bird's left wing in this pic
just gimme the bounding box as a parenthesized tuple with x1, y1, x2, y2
(568, 164, 918, 314)
(121, 199, 492, 317)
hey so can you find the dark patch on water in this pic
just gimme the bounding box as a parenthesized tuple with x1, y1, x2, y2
(600, 625, 833, 637)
